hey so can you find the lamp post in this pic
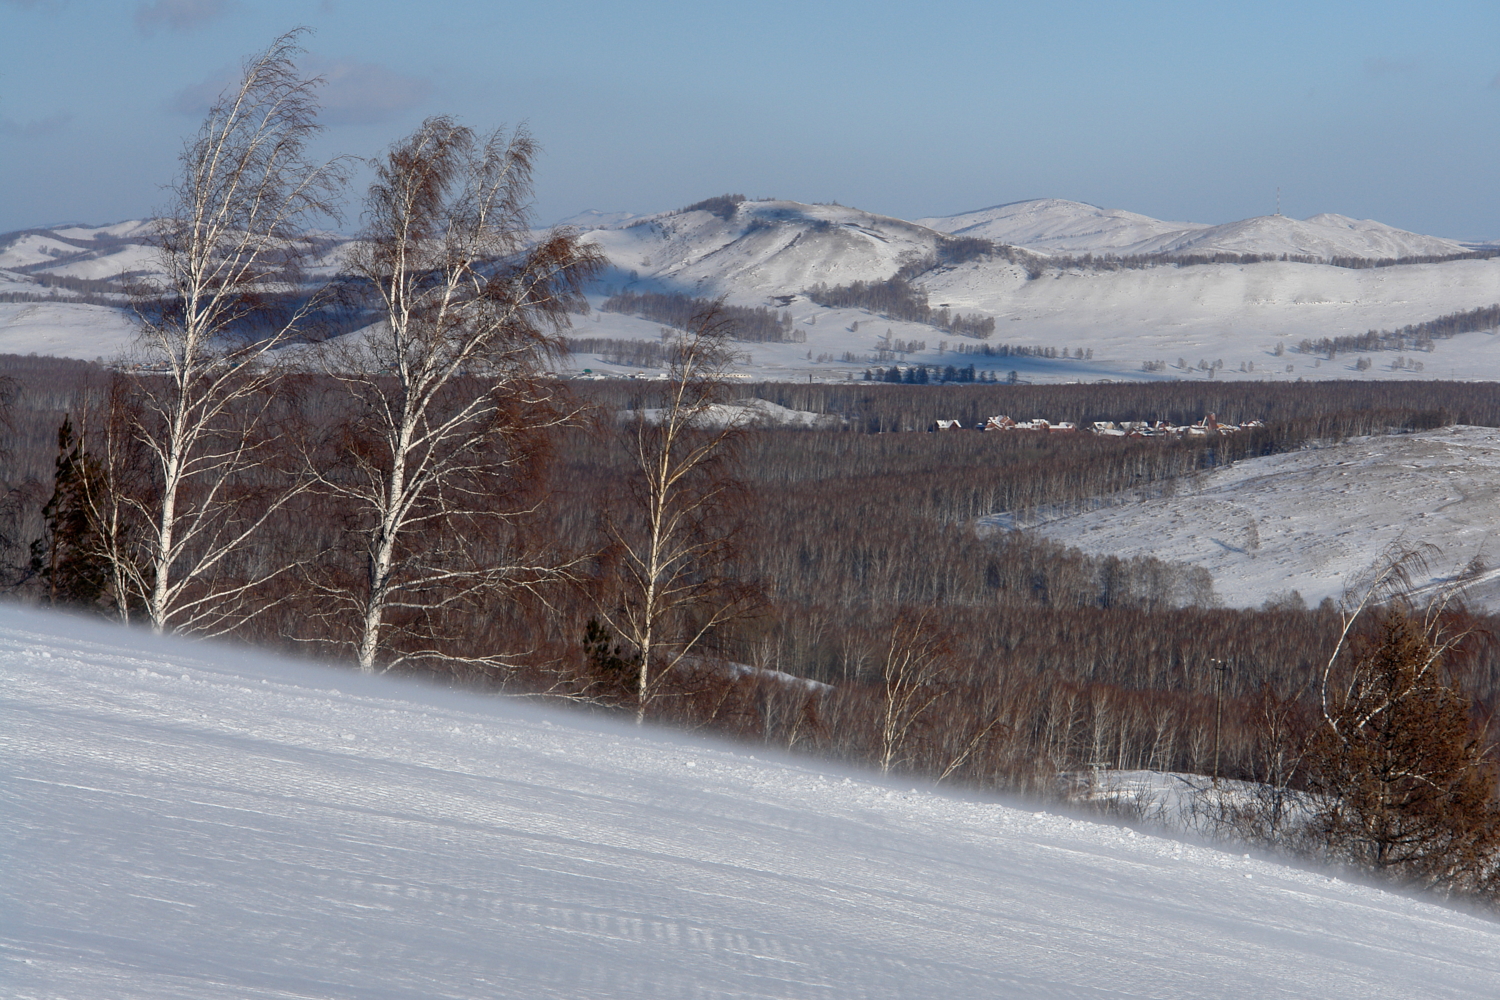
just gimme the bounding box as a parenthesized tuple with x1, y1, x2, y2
(1209, 657, 1233, 786)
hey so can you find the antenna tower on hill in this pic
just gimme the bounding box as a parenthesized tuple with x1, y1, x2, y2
(1275, 187, 1282, 217)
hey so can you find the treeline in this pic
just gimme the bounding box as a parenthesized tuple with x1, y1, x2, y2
(1297, 303, 1500, 358)
(600, 289, 803, 343)
(0, 290, 120, 305)
(571, 377, 1499, 436)
(676, 193, 747, 220)
(949, 342, 1091, 359)
(805, 275, 997, 338)
(907, 234, 1500, 276)
(565, 336, 673, 368)
(865, 364, 1003, 384)
(0, 272, 134, 306)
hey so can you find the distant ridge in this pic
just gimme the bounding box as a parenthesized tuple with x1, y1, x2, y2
(919, 198, 1467, 259)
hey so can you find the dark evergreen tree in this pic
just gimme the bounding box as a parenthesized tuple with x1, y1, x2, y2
(29, 415, 110, 610)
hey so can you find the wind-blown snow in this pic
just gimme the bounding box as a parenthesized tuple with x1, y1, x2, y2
(5, 605, 1500, 998)
(990, 425, 1500, 612)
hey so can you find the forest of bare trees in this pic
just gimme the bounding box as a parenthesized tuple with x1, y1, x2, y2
(8, 344, 1500, 899)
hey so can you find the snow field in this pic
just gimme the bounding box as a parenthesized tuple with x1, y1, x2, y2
(5, 605, 1500, 998)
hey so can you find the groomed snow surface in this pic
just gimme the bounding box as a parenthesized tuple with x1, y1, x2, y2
(995, 425, 1500, 613)
(5, 606, 1500, 998)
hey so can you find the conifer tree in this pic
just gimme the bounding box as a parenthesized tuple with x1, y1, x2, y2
(30, 416, 110, 610)
(1308, 611, 1500, 896)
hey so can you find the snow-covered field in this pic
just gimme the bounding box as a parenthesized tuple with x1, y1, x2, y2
(5, 604, 1500, 999)
(990, 425, 1500, 612)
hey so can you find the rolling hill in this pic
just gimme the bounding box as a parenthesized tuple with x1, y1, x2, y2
(917, 199, 1470, 259)
(4, 196, 1499, 383)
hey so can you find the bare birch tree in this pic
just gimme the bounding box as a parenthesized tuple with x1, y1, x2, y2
(325, 116, 603, 673)
(597, 306, 758, 723)
(1290, 549, 1500, 894)
(876, 612, 950, 775)
(124, 29, 346, 633)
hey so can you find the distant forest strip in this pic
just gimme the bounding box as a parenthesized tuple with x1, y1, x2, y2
(0, 291, 122, 305)
(571, 377, 1500, 437)
(1045, 248, 1500, 272)
(565, 336, 672, 368)
(908, 236, 1500, 276)
(1297, 303, 1500, 358)
(804, 275, 997, 338)
(0, 273, 134, 306)
(599, 289, 803, 343)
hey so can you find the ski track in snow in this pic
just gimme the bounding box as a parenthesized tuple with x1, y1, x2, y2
(4, 606, 1500, 998)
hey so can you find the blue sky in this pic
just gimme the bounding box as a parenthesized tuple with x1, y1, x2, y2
(3, 0, 1499, 238)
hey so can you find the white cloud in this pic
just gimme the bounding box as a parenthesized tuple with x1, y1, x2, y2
(135, 0, 235, 35)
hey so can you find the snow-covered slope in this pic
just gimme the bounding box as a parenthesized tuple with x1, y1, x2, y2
(5, 605, 1500, 999)
(918, 199, 1211, 254)
(0, 300, 140, 359)
(919, 199, 1469, 259)
(0, 221, 157, 280)
(990, 425, 1500, 612)
(560, 197, 1500, 382)
(580, 199, 945, 303)
(552, 208, 643, 230)
(1137, 212, 1469, 259)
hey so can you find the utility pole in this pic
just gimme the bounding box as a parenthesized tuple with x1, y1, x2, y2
(1209, 657, 1233, 785)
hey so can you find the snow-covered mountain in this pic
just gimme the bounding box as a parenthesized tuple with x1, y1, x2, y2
(919, 199, 1470, 259)
(918, 198, 1211, 254)
(5, 197, 1499, 384)
(580, 198, 945, 303)
(1138, 212, 1470, 259)
(0, 220, 157, 281)
(567, 198, 1500, 383)
(7, 604, 1500, 999)
(551, 208, 643, 230)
